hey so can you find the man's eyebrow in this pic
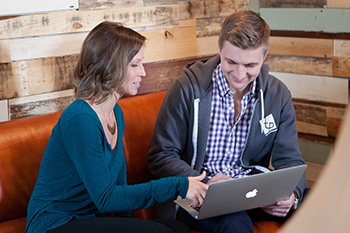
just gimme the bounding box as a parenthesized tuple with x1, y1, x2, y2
(225, 57, 258, 66)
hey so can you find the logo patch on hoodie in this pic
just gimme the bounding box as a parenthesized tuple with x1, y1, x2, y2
(259, 113, 277, 136)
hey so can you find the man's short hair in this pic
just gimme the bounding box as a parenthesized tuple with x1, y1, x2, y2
(219, 11, 270, 55)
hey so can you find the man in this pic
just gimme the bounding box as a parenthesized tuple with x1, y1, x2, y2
(148, 11, 306, 233)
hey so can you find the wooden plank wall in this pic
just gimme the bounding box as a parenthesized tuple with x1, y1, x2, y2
(0, 0, 349, 146)
(0, 0, 249, 121)
(258, 0, 350, 140)
(0, 0, 348, 187)
(258, 0, 350, 187)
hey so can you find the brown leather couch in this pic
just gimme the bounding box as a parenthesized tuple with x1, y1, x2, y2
(0, 90, 280, 233)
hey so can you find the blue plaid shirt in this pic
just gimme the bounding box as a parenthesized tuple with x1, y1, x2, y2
(203, 64, 258, 178)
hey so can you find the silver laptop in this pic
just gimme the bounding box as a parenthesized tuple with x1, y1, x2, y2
(174, 164, 307, 220)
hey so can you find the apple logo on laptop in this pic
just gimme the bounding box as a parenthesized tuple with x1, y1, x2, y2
(245, 188, 258, 199)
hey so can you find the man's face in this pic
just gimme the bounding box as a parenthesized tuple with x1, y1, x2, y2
(219, 41, 266, 95)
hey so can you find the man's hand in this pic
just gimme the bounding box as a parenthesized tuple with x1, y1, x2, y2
(207, 172, 232, 185)
(261, 192, 295, 217)
(186, 171, 208, 207)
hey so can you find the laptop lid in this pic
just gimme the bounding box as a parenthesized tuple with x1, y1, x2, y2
(175, 164, 307, 220)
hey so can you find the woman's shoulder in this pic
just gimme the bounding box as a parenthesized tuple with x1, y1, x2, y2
(59, 99, 99, 126)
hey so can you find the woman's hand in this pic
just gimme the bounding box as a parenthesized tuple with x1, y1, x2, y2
(186, 171, 208, 207)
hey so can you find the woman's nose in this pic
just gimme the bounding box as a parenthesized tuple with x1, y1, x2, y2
(140, 63, 146, 78)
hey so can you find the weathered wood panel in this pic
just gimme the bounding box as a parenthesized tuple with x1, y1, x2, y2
(0, 40, 10, 63)
(79, 0, 141, 10)
(327, 117, 342, 138)
(328, 106, 347, 119)
(0, 5, 179, 40)
(197, 36, 218, 56)
(179, 0, 248, 20)
(196, 17, 224, 38)
(6, 55, 214, 119)
(271, 30, 350, 40)
(139, 55, 211, 95)
(332, 57, 350, 78)
(0, 100, 8, 122)
(179, 1, 205, 20)
(144, 0, 178, 6)
(295, 121, 328, 136)
(260, 0, 326, 8)
(10, 95, 75, 119)
(265, 55, 332, 76)
(3, 26, 197, 63)
(215, 0, 249, 16)
(269, 37, 332, 58)
(272, 72, 349, 105)
(0, 62, 17, 98)
(334, 40, 350, 57)
(294, 102, 328, 126)
(327, 0, 350, 8)
(142, 26, 198, 62)
(0, 26, 197, 100)
(8, 32, 87, 62)
(260, 8, 350, 33)
(0, 55, 78, 99)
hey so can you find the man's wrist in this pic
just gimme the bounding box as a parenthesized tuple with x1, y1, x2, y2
(292, 191, 300, 210)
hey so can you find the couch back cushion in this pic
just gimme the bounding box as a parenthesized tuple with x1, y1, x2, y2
(119, 91, 166, 185)
(0, 112, 61, 222)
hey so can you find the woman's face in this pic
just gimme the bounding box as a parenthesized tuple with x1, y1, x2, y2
(117, 46, 146, 97)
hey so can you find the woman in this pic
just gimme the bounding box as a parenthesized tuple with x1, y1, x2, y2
(25, 21, 207, 233)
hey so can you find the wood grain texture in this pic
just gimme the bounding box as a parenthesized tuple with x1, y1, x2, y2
(265, 55, 332, 76)
(6, 56, 214, 119)
(139, 56, 211, 95)
(260, 0, 326, 8)
(79, 0, 141, 10)
(332, 57, 350, 78)
(0, 55, 78, 99)
(272, 72, 349, 105)
(295, 121, 328, 137)
(294, 102, 328, 126)
(196, 17, 225, 38)
(0, 100, 8, 122)
(0, 40, 10, 63)
(327, 117, 343, 138)
(179, 1, 205, 20)
(179, 0, 248, 20)
(9, 95, 75, 120)
(334, 40, 350, 57)
(327, 0, 350, 8)
(0, 5, 179, 40)
(269, 36, 332, 58)
(142, 26, 198, 63)
(3, 27, 197, 63)
(144, 0, 178, 6)
(271, 30, 350, 40)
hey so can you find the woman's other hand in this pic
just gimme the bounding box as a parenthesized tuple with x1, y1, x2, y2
(186, 171, 208, 207)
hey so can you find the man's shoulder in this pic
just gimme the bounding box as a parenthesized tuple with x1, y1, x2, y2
(176, 55, 219, 96)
